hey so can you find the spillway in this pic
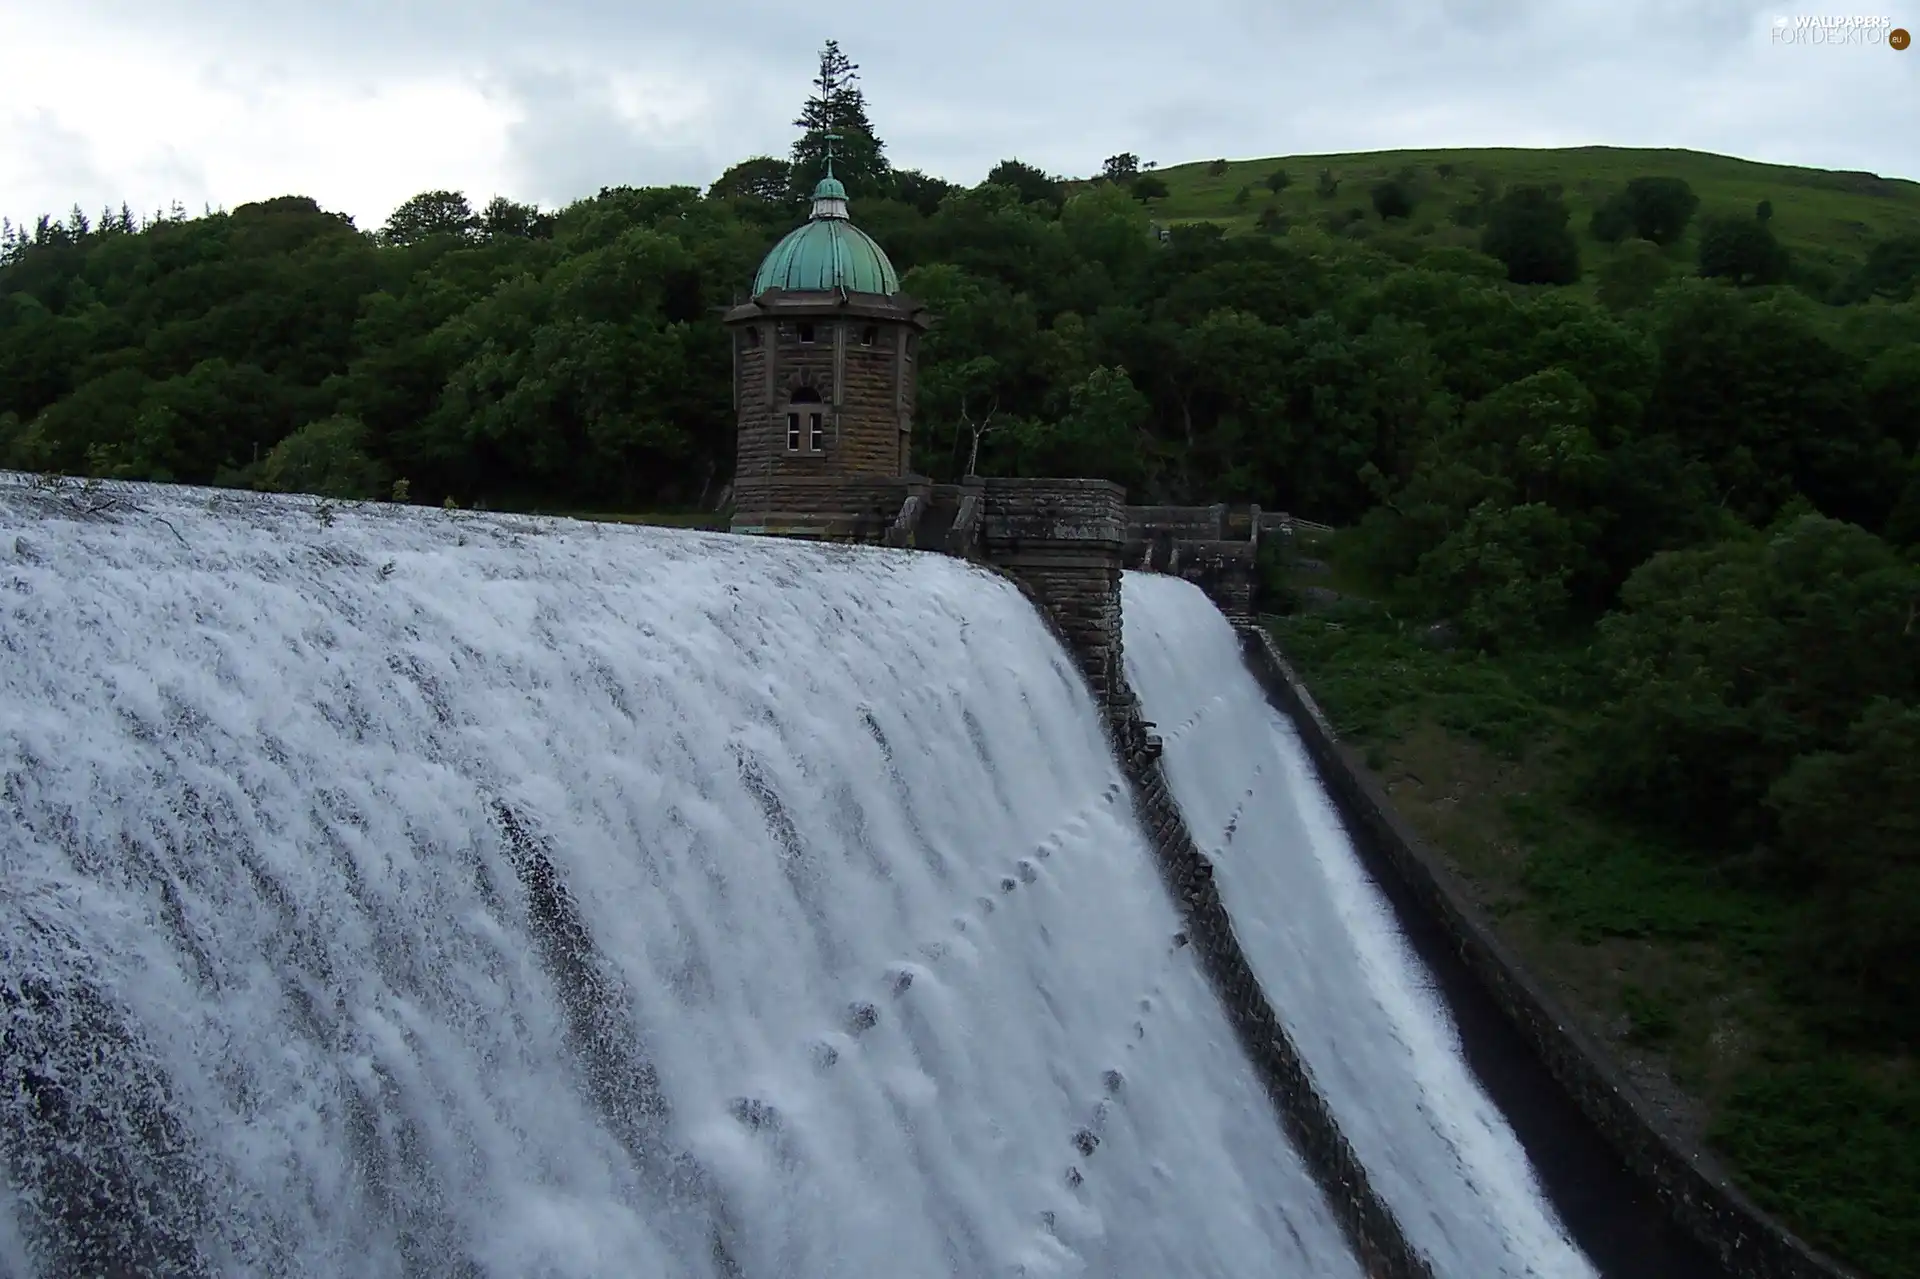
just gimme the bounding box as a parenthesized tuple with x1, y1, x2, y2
(0, 476, 1361, 1279)
(1122, 571, 1596, 1279)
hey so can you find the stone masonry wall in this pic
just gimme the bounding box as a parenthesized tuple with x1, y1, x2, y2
(1237, 625, 1859, 1279)
(730, 476, 910, 536)
(1124, 504, 1226, 542)
(1107, 694, 1432, 1279)
(978, 478, 1130, 703)
(733, 319, 913, 512)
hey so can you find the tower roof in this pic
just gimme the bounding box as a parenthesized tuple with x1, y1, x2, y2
(748, 143, 899, 297)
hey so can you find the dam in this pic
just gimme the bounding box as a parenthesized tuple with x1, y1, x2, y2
(2, 474, 1715, 1277)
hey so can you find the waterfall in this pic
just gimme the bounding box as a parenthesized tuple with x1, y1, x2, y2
(0, 476, 1360, 1279)
(1122, 571, 1596, 1279)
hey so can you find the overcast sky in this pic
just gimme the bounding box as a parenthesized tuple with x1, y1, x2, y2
(2, 0, 1913, 232)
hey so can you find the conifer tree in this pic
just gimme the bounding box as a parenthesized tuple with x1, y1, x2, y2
(789, 40, 889, 200)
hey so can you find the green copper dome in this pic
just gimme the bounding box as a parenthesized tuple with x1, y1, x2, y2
(749, 176, 899, 297)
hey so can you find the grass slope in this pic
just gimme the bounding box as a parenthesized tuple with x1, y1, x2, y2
(1133, 145, 1920, 287)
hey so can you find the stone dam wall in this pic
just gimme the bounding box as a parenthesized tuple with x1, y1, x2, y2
(1236, 624, 1859, 1279)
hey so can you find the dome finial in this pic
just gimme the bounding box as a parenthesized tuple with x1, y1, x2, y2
(809, 132, 850, 219)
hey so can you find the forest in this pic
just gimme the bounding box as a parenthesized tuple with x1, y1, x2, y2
(2, 39, 1917, 1278)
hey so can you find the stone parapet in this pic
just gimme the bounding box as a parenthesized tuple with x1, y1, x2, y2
(978, 477, 1127, 547)
(1124, 504, 1226, 542)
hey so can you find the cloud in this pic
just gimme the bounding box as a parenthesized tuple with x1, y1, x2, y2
(2, 0, 1912, 231)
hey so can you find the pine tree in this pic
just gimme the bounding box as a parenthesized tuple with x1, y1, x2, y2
(789, 40, 889, 201)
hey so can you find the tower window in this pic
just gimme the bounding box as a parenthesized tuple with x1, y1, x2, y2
(785, 386, 825, 454)
(798, 323, 816, 344)
(861, 325, 879, 346)
(745, 326, 762, 349)
(905, 335, 917, 361)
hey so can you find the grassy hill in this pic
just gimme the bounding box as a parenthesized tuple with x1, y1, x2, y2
(1126, 145, 1920, 297)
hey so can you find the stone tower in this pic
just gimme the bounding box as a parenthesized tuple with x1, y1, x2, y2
(722, 160, 933, 537)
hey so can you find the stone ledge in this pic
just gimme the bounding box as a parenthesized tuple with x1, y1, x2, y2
(1237, 623, 1860, 1279)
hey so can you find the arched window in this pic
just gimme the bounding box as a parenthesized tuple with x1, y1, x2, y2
(797, 322, 816, 344)
(785, 386, 825, 454)
(860, 324, 879, 346)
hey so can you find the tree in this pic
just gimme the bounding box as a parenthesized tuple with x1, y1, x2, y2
(1481, 185, 1581, 285)
(1757, 198, 1774, 223)
(480, 196, 553, 240)
(890, 169, 959, 217)
(1697, 214, 1790, 287)
(1596, 238, 1671, 311)
(379, 191, 480, 246)
(257, 414, 388, 498)
(790, 40, 890, 199)
(1265, 168, 1292, 194)
(1100, 153, 1141, 183)
(1370, 178, 1414, 220)
(1621, 176, 1700, 246)
(1585, 515, 1918, 845)
(708, 156, 793, 204)
(1315, 169, 1339, 199)
(1010, 365, 1149, 486)
(1414, 499, 1581, 650)
(1589, 192, 1634, 243)
(1841, 233, 1920, 303)
(1207, 158, 1230, 177)
(984, 159, 1064, 211)
(1131, 174, 1169, 202)
(1767, 697, 1920, 1042)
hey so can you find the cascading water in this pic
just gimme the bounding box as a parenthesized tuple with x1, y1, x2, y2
(0, 475, 1361, 1279)
(1121, 571, 1597, 1279)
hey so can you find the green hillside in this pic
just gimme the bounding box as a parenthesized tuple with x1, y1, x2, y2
(1131, 145, 1920, 296)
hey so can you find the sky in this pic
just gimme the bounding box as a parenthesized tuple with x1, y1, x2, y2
(1, 0, 1914, 233)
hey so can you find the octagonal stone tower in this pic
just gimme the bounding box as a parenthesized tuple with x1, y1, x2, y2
(722, 172, 933, 537)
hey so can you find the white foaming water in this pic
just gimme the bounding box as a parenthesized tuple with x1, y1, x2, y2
(0, 476, 1360, 1279)
(1122, 572, 1598, 1279)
